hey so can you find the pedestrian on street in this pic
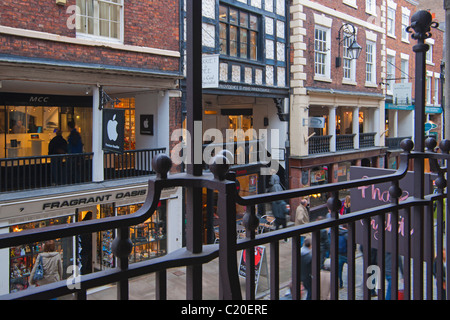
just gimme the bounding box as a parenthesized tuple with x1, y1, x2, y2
(267, 175, 289, 230)
(295, 198, 310, 245)
(338, 224, 348, 288)
(300, 236, 312, 300)
(29, 240, 63, 287)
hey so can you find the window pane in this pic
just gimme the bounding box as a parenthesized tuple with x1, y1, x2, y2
(219, 5, 227, 21)
(230, 26, 237, 56)
(240, 12, 248, 27)
(240, 29, 248, 58)
(230, 9, 238, 25)
(250, 31, 257, 60)
(220, 22, 227, 54)
(250, 15, 258, 30)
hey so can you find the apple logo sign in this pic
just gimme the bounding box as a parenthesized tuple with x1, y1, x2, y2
(107, 114, 119, 141)
(143, 118, 149, 129)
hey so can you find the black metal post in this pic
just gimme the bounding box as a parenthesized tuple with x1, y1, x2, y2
(185, 0, 204, 300)
(407, 10, 438, 300)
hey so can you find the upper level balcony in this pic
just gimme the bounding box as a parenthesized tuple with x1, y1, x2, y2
(309, 132, 377, 155)
(0, 148, 166, 193)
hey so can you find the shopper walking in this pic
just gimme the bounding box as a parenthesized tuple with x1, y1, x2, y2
(300, 236, 312, 300)
(338, 224, 348, 288)
(29, 240, 63, 287)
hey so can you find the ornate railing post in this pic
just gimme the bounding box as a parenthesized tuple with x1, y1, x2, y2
(210, 153, 243, 300)
(327, 192, 341, 300)
(111, 226, 133, 300)
(406, 10, 438, 300)
(242, 202, 259, 300)
(437, 139, 450, 299)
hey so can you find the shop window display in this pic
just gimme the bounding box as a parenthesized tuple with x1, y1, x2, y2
(117, 201, 167, 263)
(114, 98, 136, 151)
(9, 217, 72, 293)
(97, 205, 115, 270)
(0, 105, 92, 159)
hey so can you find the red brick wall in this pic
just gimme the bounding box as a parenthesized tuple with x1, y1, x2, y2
(0, 0, 180, 71)
(302, 5, 383, 95)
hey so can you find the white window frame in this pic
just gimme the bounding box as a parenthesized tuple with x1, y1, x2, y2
(434, 77, 440, 105)
(426, 76, 432, 105)
(387, 7, 396, 38)
(426, 44, 433, 64)
(365, 40, 376, 85)
(342, 32, 357, 83)
(314, 25, 331, 80)
(76, 0, 124, 43)
(401, 7, 410, 43)
(365, 0, 376, 15)
(401, 13, 409, 42)
(400, 58, 409, 83)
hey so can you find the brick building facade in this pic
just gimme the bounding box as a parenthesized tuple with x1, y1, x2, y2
(289, 0, 386, 210)
(0, 0, 184, 294)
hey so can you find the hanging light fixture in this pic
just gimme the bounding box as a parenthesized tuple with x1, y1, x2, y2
(336, 23, 363, 67)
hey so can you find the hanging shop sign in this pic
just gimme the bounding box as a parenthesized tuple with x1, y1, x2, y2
(393, 82, 412, 106)
(202, 54, 219, 88)
(102, 108, 125, 153)
(140, 114, 154, 135)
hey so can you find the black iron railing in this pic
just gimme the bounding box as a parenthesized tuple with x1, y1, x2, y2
(0, 148, 166, 192)
(387, 137, 413, 150)
(0, 137, 448, 300)
(309, 135, 331, 154)
(104, 148, 166, 180)
(359, 132, 376, 148)
(336, 134, 355, 151)
(0, 153, 93, 192)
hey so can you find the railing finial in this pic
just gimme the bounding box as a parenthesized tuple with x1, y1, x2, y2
(439, 139, 450, 153)
(209, 151, 231, 180)
(152, 154, 172, 179)
(425, 136, 437, 151)
(400, 138, 414, 153)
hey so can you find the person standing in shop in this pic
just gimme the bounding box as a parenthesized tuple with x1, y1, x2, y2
(67, 121, 83, 182)
(48, 129, 68, 185)
(67, 121, 83, 154)
(29, 240, 63, 287)
(79, 211, 93, 275)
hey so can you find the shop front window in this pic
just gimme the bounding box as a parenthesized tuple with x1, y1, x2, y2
(114, 98, 136, 150)
(117, 201, 167, 263)
(309, 166, 328, 208)
(9, 217, 73, 293)
(1, 105, 92, 159)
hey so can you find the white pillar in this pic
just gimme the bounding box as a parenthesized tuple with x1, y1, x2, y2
(353, 107, 360, 149)
(374, 107, 381, 147)
(0, 224, 9, 295)
(393, 110, 399, 137)
(92, 86, 104, 182)
(329, 106, 337, 152)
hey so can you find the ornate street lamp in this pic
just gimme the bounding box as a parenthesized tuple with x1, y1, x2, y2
(336, 23, 362, 68)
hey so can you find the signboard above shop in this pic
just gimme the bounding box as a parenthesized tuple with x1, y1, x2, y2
(102, 108, 125, 153)
(202, 54, 219, 88)
(393, 82, 412, 106)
